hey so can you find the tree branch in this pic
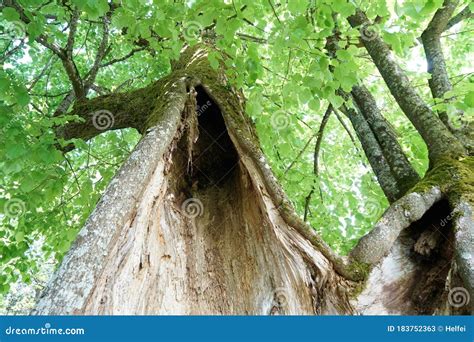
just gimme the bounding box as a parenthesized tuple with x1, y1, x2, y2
(348, 8, 466, 163)
(84, 12, 111, 87)
(303, 105, 332, 221)
(65, 9, 80, 57)
(100, 46, 146, 68)
(340, 104, 400, 202)
(55, 84, 155, 149)
(421, 0, 459, 128)
(446, 4, 473, 30)
(4, 1, 86, 99)
(313, 105, 332, 176)
(326, 29, 406, 202)
(4, 0, 62, 55)
(351, 84, 420, 196)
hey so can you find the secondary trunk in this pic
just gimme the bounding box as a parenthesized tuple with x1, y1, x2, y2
(33, 46, 473, 315)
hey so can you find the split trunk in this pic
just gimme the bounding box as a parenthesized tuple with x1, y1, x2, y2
(33, 46, 473, 315)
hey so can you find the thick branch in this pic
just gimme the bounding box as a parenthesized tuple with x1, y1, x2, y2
(351, 84, 420, 195)
(446, 5, 473, 30)
(351, 187, 443, 264)
(348, 9, 466, 163)
(421, 0, 459, 127)
(325, 31, 403, 202)
(55, 85, 155, 145)
(340, 104, 400, 203)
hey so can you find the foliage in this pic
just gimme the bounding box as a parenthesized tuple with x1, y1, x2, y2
(0, 0, 472, 308)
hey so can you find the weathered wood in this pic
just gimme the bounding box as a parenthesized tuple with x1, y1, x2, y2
(33, 45, 473, 316)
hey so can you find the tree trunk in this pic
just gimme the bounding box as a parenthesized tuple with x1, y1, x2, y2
(33, 45, 473, 315)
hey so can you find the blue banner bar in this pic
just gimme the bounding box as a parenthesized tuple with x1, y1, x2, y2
(0, 316, 472, 342)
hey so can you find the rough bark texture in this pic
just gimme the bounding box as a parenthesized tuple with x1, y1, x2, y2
(422, 0, 458, 98)
(421, 0, 458, 127)
(341, 104, 400, 202)
(326, 30, 410, 202)
(55, 86, 155, 143)
(34, 46, 354, 315)
(351, 84, 420, 196)
(348, 9, 466, 163)
(33, 45, 474, 315)
(34, 78, 188, 314)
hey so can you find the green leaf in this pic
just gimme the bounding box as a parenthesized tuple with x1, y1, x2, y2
(26, 20, 43, 41)
(2, 7, 20, 21)
(287, 0, 307, 15)
(208, 52, 220, 70)
(5, 143, 27, 159)
(464, 91, 474, 107)
(15, 231, 25, 243)
(308, 98, 321, 111)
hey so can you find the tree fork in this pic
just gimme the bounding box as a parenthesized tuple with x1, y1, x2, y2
(32, 45, 473, 315)
(348, 9, 466, 163)
(351, 84, 420, 195)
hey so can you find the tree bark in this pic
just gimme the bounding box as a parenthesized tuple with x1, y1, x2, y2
(348, 9, 466, 163)
(325, 31, 409, 202)
(340, 104, 401, 203)
(351, 84, 420, 196)
(33, 45, 474, 315)
(421, 0, 459, 128)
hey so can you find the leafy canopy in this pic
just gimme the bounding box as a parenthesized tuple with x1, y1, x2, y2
(0, 0, 472, 302)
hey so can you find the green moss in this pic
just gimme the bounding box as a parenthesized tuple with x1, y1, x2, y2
(350, 281, 367, 299)
(345, 260, 371, 297)
(410, 156, 474, 206)
(347, 260, 371, 282)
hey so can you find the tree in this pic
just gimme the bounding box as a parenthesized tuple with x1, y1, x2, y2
(0, 0, 472, 315)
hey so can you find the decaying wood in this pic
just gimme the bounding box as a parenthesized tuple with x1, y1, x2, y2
(33, 45, 474, 315)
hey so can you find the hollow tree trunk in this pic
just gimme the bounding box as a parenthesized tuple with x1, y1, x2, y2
(33, 45, 473, 315)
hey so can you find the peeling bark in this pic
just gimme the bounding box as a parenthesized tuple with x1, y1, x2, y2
(34, 78, 188, 314)
(34, 70, 352, 315)
(33, 45, 474, 316)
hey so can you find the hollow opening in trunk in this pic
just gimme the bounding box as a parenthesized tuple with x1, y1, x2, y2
(405, 198, 455, 314)
(192, 86, 239, 188)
